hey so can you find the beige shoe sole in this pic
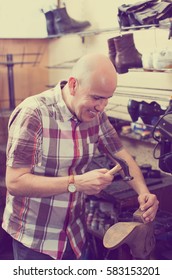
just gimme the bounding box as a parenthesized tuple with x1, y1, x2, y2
(103, 222, 141, 249)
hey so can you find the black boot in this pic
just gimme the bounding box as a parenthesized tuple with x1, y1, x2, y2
(53, 7, 91, 35)
(139, 101, 166, 125)
(44, 11, 56, 36)
(127, 99, 140, 122)
(113, 33, 142, 74)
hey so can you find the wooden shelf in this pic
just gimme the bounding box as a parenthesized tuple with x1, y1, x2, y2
(129, 68, 172, 73)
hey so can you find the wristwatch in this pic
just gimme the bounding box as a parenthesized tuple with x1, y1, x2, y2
(67, 174, 77, 193)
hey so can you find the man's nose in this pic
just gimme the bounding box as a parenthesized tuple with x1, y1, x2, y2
(95, 99, 108, 112)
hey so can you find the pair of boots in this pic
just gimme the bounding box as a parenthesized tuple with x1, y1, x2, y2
(45, 7, 91, 36)
(103, 208, 155, 259)
(107, 33, 142, 74)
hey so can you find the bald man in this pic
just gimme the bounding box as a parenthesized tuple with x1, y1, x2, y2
(2, 54, 159, 260)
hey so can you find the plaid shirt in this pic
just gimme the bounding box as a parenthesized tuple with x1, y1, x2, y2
(2, 82, 123, 259)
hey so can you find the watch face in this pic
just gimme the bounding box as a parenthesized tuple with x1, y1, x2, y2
(68, 183, 76, 193)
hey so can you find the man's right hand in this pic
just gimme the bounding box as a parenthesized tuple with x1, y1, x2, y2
(75, 169, 114, 195)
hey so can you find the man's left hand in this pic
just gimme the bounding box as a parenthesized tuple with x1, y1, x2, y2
(138, 193, 159, 223)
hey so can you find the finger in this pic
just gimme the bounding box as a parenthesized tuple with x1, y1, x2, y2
(143, 212, 155, 222)
(142, 204, 158, 222)
(98, 168, 110, 174)
(142, 196, 159, 212)
(139, 194, 152, 211)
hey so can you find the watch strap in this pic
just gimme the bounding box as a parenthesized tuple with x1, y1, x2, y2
(69, 174, 74, 184)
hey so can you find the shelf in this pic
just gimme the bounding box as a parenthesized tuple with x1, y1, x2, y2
(0, 20, 170, 40)
(129, 68, 172, 73)
(46, 21, 170, 39)
(119, 22, 170, 31)
(48, 27, 119, 38)
(115, 85, 171, 103)
(46, 22, 170, 40)
(47, 64, 172, 72)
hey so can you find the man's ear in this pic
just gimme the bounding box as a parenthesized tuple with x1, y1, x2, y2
(68, 77, 78, 96)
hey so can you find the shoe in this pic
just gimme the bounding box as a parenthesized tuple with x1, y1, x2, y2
(113, 33, 142, 74)
(53, 7, 91, 35)
(103, 209, 155, 259)
(139, 101, 166, 125)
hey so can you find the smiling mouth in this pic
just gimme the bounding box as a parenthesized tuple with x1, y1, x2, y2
(88, 110, 97, 117)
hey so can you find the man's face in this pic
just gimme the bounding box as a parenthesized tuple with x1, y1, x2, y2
(71, 80, 113, 122)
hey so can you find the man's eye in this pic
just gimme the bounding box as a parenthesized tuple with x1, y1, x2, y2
(92, 96, 101, 100)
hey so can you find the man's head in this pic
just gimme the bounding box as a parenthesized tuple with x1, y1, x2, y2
(63, 53, 117, 122)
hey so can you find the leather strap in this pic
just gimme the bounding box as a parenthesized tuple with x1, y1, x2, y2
(69, 174, 74, 184)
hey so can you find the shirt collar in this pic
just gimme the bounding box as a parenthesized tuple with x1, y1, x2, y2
(54, 81, 74, 121)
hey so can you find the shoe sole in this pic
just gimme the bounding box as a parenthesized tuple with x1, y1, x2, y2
(103, 222, 141, 249)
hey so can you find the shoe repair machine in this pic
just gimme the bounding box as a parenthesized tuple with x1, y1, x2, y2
(152, 99, 172, 174)
(127, 97, 172, 174)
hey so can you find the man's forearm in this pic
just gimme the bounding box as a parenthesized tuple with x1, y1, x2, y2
(6, 166, 69, 197)
(127, 163, 150, 195)
(115, 148, 150, 195)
